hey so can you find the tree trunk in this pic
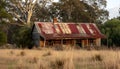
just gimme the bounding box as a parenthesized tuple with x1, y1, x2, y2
(27, 10, 32, 26)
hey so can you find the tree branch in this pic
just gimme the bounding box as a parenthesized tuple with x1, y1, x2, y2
(13, 12, 26, 24)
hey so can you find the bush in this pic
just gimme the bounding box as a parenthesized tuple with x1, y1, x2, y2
(91, 54, 103, 61)
(51, 58, 65, 69)
(13, 26, 33, 49)
(0, 31, 7, 46)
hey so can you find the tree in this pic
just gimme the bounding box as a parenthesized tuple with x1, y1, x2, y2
(6, 0, 51, 26)
(12, 26, 33, 48)
(49, 0, 108, 23)
(0, 31, 7, 46)
(5, 0, 51, 47)
(0, 0, 12, 45)
(32, 3, 51, 22)
(0, 0, 12, 23)
(6, 0, 37, 26)
(101, 19, 120, 47)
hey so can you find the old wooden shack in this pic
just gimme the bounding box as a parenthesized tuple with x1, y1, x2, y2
(32, 20, 105, 47)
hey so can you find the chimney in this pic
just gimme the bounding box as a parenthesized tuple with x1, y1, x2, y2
(53, 18, 57, 24)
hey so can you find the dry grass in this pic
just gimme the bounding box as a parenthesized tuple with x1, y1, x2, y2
(0, 49, 120, 69)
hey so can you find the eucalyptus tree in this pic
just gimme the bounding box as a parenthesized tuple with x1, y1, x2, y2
(6, 0, 51, 26)
(101, 19, 120, 46)
(49, 0, 108, 23)
(0, 0, 12, 32)
(0, 0, 11, 46)
(0, 0, 11, 23)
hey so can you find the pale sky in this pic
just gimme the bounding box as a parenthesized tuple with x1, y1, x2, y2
(106, 0, 120, 9)
(106, 0, 120, 19)
(53, 0, 59, 2)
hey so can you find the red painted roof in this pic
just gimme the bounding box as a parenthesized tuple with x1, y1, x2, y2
(35, 22, 105, 40)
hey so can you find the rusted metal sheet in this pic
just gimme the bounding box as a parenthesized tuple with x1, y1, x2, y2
(36, 22, 105, 40)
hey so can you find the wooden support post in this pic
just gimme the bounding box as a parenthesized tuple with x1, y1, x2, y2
(40, 40, 44, 47)
(73, 39, 76, 46)
(61, 39, 63, 46)
(96, 38, 101, 46)
(44, 39, 46, 47)
(82, 40, 85, 48)
(86, 39, 88, 46)
(53, 40, 55, 46)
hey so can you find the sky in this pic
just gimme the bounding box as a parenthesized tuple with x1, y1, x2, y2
(106, 0, 120, 9)
(106, 0, 120, 19)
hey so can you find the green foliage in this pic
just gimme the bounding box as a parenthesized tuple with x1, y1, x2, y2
(48, 0, 108, 23)
(0, 0, 12, 23)
(13, 26, 33, 48)
(0, 0, 12, 44)
(101, 19, 120, 46)
(29, 0, 109, 23)
(0, 31, 7, 46)
(33, 4, 51, 22)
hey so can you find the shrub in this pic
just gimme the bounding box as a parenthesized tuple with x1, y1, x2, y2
(91, 54, 103, 61)
(0, 31, 7, 46)
(20, 51, 26, 56)
(51, 58, 65, 69)
(42, 51, 52, 57)
(51, 58, 75, 69)
(13, 26, 33, 49)
(10, 50, 14, 55)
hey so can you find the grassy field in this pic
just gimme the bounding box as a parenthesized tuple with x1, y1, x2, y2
(0, 49, 120, 69)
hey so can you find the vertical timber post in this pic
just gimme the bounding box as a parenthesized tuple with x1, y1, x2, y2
(44, 39, 46, 47)
(86, 39, 88, 46)
(73, 39, 76, 46)
(82, 40, 85, 48)
(96, 38, 101, 46)
(61, 39, 63, 46)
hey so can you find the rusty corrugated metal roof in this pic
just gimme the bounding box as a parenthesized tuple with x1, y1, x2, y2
(35, 22, 105, 40)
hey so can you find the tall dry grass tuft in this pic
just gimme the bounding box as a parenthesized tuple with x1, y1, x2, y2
(39, 62, 47, 69)
(28, 57, 39, 64)
(10, 50, 14, 55)
(50, 58, 65, 69)
(91, 54, 103, 61)
(42, 51, 52, 57)
(50, 58, 74, 69)
(63, 57, 75, 69)
(19, 51, 26, 56)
